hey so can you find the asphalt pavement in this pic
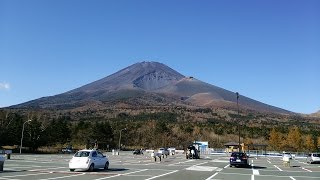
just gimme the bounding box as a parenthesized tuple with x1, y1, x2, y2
(1, 152, 320, 180)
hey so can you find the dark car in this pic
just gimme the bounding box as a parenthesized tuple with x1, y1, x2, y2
(229, 152, 249, 167)
(133, 149, 143, 155)
(62, 146, 74, 154)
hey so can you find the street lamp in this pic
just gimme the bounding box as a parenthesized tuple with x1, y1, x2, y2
(118, 128, 127, 151)
(236, 92, 241, 152)
(20, 119, 31, 154)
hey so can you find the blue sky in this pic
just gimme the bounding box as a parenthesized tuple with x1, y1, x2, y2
(0, 0, 319, 114)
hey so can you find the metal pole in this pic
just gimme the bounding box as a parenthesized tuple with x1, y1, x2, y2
(20, 120, 31, 154)
(118, 128, 126, 151)
(236, 92, 240, 152)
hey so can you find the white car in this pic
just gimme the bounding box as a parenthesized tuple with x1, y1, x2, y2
(158, 148, 169, 156)
(69, 149, 109, 172)
(307, 153, 320, 164)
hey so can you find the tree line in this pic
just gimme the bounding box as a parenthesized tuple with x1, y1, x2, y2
(0, 109, 319, 153)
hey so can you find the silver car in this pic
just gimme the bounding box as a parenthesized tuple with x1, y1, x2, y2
(307, 153, 320, 164)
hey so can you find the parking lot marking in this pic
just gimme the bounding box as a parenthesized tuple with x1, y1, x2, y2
(145, 170, 178, 180)
(93, 169, 149, 180)
(216, 168, 223, 172)
(38, 172, 86, 180)
(211, 159, 229, 163)
(289, 176, 296, 180)
(251, 174, 254, 180)
(274, 165, 283, 171)
(186, 166, 218, 171)
(223, 164, 229, 169)
(267, 160, 271, 164)
(302, 167, 312, 172)
(252, 169, 259, 175)
(205, 172, 218, 180)
(1, 172, 52, 178)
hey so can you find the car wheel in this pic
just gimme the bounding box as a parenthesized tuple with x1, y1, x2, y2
(104, 162, 109, 170)
(88, 164, 94, 172)
(70, 169, 75, 172)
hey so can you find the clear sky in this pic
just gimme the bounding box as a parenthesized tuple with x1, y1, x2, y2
(0, 0, 319, 114)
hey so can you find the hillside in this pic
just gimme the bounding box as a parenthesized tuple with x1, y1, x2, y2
(10, 61, 290, 114)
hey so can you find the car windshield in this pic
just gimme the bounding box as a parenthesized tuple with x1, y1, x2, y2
(74, 151, 90, 157)
(313, 154, 320, 157)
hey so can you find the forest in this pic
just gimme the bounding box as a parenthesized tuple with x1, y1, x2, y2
(0, 108, 320, 153)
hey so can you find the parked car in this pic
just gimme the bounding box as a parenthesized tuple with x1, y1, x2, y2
(62, 146, 74, 154)
(307, 153, 320, 164)
(133, 149, 143, 155)
(229, 152, 249, 167)
(168, 147, 176, 155)
(158, 148, 169, 157)
(69, 149, 109, 172)
(282, 152, 292, 160)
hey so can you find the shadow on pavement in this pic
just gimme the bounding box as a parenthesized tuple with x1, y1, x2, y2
(250, 165, 267, 169)
(0, 170, 27, 173)
(97, 168, 128, 172)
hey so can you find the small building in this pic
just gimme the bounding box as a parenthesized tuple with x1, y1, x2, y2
(224, 142, 243, 153)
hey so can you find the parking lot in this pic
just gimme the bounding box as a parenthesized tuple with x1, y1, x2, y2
(1, 152, 320, 180)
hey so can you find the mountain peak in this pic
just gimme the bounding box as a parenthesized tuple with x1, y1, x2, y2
(10, 61, 291, 114)
(71, 61, 185, 92)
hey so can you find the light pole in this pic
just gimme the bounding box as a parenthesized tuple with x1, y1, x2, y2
(236, 92, 241, 152)
(118, 128, 127, 151)
(20, 119, 31, 154)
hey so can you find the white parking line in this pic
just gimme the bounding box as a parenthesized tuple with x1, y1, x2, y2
(205, 172, 218, 180)
(252, 169, 259, 175)
(289, 176, 296, 180)
(251, 174, 254, 180)
(38, 173, 86, 180)
(223, 164, 229, 169)
(267, 160, 271, 164)
(94, 169, 149, 180)
(274, 165, 283, 171)
(1, 172, 52, 178)
(301, 167, 312, 172)
(145, 170, 179, 180)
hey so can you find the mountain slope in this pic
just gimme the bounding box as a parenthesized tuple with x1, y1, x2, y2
(10, 61, 290, 114)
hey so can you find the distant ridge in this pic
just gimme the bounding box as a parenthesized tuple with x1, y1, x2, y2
(10, 61, 290, 114)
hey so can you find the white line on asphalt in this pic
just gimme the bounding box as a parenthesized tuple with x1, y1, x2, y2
(194, 161, 209, 166)
(1, 172, 52, 178)
(223, 164, 229, 169)
(267, 160, 271, 164)
(29, 167, 67, 171)
(301, 167, 312, 172)
(274, 165, 283, 171)
(251, 175, 254, 180)
(38, 173, 86, 180)
(205, 172, 218, 180)
(218, 172, 320, 179)
(252, 169, 259, 175)
(216, 168, 223, 172)
(0, 178, 19, 180)
(94, 169, 149, 180)
(289, 176, 296, 180)
(145, 170, 179, 180)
